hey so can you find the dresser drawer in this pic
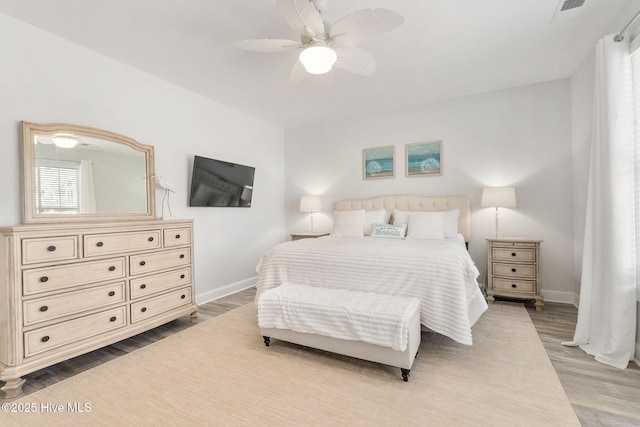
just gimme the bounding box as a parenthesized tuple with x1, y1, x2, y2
(84, 230, 162, 257)
(163, 227, 191, 247)
(493, 278, 536, 294)
(22, 236, 79, 265)
(130, 248, 191, 275)
(23, 282, 126, 327)
(24, 306, 127, 357)
(130, 287, 192, 323)
(492, 262, 536, 279)
(23, 258, 126, 296)
(130, 268, 191, 299)
(491, 247, 536, 262)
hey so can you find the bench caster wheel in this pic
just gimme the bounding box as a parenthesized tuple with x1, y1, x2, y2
(401, 368, 411, 382)
(263, 336, 271, 347)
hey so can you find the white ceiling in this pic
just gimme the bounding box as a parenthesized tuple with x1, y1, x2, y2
(0, 0, 632, 128)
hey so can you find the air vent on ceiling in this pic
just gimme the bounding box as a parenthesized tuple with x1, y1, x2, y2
(560, 0, 585, 12)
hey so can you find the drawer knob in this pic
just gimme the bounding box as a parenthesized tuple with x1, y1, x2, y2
(39, 305, 48, 312)
(511, 252, 516, 257)
(40, 276, 49, 283)
(41, 336, 50, 343)
(179, 254, 185, 259)
(108, 291, 116, 297)
(110, 316, 117, 322)
(96, 241, 104, 247)
(181, 294, 186, 299)
(47, 245, 56, 252)
(108, 266, 116, 272)
(140, 284, 147, 289)
(180, 274, 185, 279)
(511, 268, 517, 273)
(140, 261, 146, 266)
(176, 234, 181, 239)
(148, 237, 154, 242)
(511, 284, 517, 288)
(141, 307, 147, 313)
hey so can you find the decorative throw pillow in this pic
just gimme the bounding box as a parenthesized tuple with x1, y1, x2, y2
(370, 223, 407, 239)
(406, 212, 446, 240)
(364, 209, 391, 236)
(331, 210, 365, 238)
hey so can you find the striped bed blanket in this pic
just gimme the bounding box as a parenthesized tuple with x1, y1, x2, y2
(255, 236, 487, 345)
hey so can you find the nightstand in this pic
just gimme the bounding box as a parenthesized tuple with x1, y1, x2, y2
(290, 232, 330, 241)
(486, 237, 543, 311)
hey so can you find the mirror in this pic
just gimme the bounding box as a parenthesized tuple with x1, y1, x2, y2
(22, 122, 156, 223)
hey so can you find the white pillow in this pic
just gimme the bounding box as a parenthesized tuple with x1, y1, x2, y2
(363, 210, 391, 236)
(331, 210, 365, 238)
(392, 209, 411, 226)
(443, 209, 460, 239)
(406, 212, 445, 240)
(395, 209, 459, 239)
(370, 223, 407, 239)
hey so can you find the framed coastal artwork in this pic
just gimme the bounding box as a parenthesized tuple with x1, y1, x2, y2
(363, 145, 395, 180)
(406, 141, 442, 177)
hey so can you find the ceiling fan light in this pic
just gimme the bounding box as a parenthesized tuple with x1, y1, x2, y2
(299, 45, 337, 75)
(51, 135, 79, 148)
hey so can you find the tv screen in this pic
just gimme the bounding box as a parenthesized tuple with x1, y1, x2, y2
(189, 155, 255, 207)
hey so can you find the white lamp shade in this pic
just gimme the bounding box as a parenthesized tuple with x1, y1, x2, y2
(299, 45, 337, 75)
(481, 187, 516, 208)
(300, 195, 322, 212)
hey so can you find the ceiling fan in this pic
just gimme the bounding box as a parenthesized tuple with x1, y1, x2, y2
(234, 0, 404, 81)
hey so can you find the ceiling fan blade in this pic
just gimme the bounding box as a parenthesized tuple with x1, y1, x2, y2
(277, 0, 325, 38)
(289, 60, 309, 84)
(234, 39, 301, 53)
(333, 47, 376, 76)
(330, 9, 404, 48)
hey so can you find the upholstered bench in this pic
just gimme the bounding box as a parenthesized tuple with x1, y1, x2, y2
(257, 282, 421, 381)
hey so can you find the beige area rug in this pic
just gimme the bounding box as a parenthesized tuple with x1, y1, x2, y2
(4, 302, 579, 426)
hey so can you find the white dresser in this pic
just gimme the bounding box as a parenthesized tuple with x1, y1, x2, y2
(0, 219, 198, 398)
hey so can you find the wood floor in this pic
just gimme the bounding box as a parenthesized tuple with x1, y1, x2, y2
(3, 287, 639, 426)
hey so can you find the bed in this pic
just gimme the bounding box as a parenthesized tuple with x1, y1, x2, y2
(255, 195, 488, 345)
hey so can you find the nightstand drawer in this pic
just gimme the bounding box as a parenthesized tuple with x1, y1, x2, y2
(493, 278, 536, 293)
(492, 262, 536, 278)
(492, 248, 536, 262)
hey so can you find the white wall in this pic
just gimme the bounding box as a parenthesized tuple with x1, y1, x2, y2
(0, 13, 286, 302)
(284, 80, 575, 303)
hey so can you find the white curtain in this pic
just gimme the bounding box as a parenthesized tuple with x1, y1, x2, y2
(563, 35, 637, 369)
(79, 160, 97, 214)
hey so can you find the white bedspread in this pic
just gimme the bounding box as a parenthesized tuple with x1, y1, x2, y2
(256, 236, 487, 345)
(258, 282, 421, 351)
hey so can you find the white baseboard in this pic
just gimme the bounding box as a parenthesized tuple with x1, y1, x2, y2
(541, 289, 577, 306)
(195, 276, 257, 305)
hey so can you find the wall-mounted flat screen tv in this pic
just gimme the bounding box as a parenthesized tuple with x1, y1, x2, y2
(189, 155, 255, 207)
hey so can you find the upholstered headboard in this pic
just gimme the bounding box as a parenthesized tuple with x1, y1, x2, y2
(335, 195, 471, 242)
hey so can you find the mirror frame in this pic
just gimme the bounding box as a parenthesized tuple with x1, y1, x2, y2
(21, 121, 156, 223)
